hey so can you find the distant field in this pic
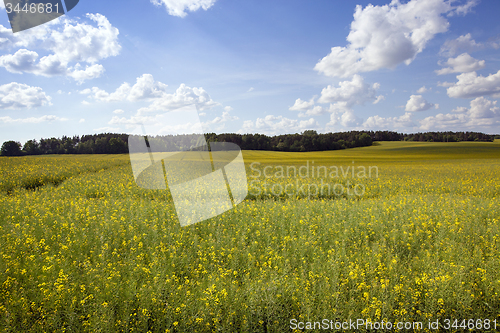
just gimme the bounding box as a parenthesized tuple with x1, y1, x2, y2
(1, 141, 499, 332)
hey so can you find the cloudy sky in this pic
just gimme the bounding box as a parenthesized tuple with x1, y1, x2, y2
(1, 0, 499, 144)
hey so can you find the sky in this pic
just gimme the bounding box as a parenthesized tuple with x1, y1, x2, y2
(1, 0, 500, 145)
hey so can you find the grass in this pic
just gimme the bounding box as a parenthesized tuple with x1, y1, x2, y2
(0, 141, 499, 332)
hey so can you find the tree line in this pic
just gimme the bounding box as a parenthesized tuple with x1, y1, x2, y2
(0, 131, 496, 156)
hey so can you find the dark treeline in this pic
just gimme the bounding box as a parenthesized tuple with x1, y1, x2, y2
(0, 131, 497, 156)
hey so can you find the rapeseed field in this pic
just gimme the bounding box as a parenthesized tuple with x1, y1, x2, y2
(0, 141, 499, 332)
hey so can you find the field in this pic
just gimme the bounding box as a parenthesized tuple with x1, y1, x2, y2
(1, 141, 500, 332)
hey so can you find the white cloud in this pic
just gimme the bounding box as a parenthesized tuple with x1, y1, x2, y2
(138, 83, 219, 113)
(327, 102, 362, 128)
(0, 82, 51, 109)
(247, 87, 254, 92)
(128, 74, 169, 101)
(48, 14, 120, 64)
(224, 106, 233, 112)
(113, 109, 125, 114)
(202, 110, 239, 132)
(419, 113, 467, 130)
(291, 75, 379, 128)
(435, 53, 485, 75)
(452, 106, 468, 113)
(0, 14, 120, 82)
(68, 64, 105, 83)
(373, 95, 385, 104)
(419, 96, 500, 130)
(318, 74, 379, 105)
(451, 0, 479, 16)
(405, 95, 435, 112)
(240, 115, 318, 135)
(0, 1, 4, 9)
(437, 81, 454, 87)
(314, 0, 476, 78)
(289, 97, 315, 111)
(299, 105, 326, 118)
(83, 75, 217, 112)
(362, 112, 415, 130)
(447, 70, 500, 98)
(417, 86, 428, 94)
(468, 96, 500, 120)
(439, 33, 483, 57)
(0, 115, 67, 124)
(85, 83, 131, 103)
(151, 0, 216, 17)
(79, 118, 86, 123)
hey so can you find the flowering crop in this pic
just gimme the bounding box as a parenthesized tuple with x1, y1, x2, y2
(0, 141, 499, 332)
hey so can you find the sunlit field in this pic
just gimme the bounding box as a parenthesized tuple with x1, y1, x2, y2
(1, 141, 500, 332)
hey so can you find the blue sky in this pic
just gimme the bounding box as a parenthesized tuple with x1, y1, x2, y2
(1, 0, 500, 144)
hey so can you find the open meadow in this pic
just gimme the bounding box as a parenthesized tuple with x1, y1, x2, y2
(1, 141, 500, 332)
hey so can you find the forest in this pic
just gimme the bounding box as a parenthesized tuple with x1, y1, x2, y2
(0, 131, 496, 156)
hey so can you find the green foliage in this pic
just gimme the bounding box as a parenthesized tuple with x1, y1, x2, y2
(1, 140, 22, 156)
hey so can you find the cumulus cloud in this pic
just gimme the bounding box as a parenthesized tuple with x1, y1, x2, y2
(447, 70, 500, 98)
(467, 96, 500, 120)
(405, 95, 435, 112)
(452, 106, 468, 113)
(314, 0, 476, 78)
(128, 74, 169, 101)
(439, 33, 483, 57)
(419, 113, 467, 130)
(0, 14, 120, 82)
(289, 75, 380, 129)
(67, 64, 105, 83)
(298, 105, 327, 118)
(81, 74, 168, 102)
(82, 74, 217, 112)
(81, 83, 131, 102)
(435, 53, 485, 75)
(138, 83, 219, 113)
(373, 95, 385, 104)
(150, 0, 216, 18)
(318, 75, 379, 105)
(417, 86, 428, 94)
(419, 96, 500, 130)
(113, 109, 125, 114)
(0, 82, 51, 109)
(452, 0, 479, 16)
(240, 115, 318, 135)
(0, 115, 67, 124)
(289, 98, 315, 111)
(437, 81, 454, 87)
(325, 102, 362, 128)
(362, 112, 415, 130)
(202, 110, 239, 131)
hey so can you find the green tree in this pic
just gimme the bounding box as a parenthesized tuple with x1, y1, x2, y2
(109, 137, 128, 154)
(1, 141, 23, 156)
(23, 139, 40, 155)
